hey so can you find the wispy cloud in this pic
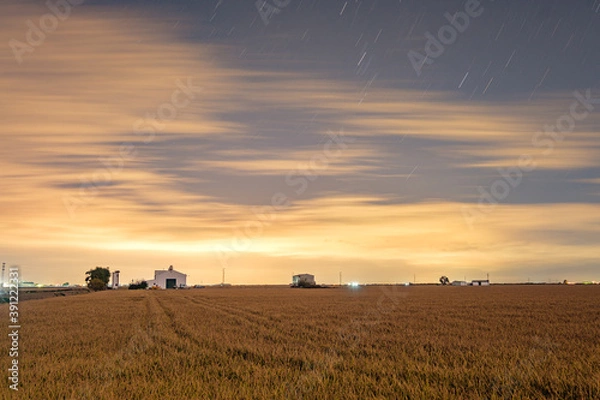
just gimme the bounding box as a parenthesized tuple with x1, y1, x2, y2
(1, 2, 598, 284)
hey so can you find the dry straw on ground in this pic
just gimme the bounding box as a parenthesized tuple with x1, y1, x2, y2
(1, 285, 599, 399)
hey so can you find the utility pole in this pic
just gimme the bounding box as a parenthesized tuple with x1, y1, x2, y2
(339, 271, 342, 286)
(413, 273, 416, 284)
(487, 272, 489, 282)
(222, 268, 225, 285)
(1, 262, 4, 289)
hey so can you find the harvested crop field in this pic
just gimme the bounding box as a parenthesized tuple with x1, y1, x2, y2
(2, 285, 599, 399)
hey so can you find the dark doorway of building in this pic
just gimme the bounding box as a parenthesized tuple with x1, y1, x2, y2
(166, 279, 176, 289)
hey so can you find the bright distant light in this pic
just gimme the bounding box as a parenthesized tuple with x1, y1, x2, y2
(349, 282, 359, 288)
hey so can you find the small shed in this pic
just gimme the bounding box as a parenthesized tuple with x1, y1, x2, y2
(471, 280, 490, 286)
(292, 273, 316, 287)
(147, 265, 187, 289)
(451, 280, 468, 286)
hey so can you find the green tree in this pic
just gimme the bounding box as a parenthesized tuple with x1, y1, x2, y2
(85, 267, 110, 291)
(88, 278, 107, 291)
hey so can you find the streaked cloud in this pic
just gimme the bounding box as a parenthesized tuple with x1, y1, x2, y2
(1, 1, 598, 285)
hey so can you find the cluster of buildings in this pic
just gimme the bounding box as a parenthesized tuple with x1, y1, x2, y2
(112, 269, 317, 289)
(450, 279, 490, 286)
(112, 265, 187, 289)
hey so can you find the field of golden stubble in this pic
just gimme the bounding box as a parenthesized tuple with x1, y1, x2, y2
(1, 285, 599, 399)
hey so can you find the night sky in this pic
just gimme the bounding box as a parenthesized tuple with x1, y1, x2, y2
(2, 0, 599, 285)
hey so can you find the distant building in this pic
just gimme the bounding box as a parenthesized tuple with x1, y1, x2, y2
(292, 274, 316, 287)
(451, 280, 468, 286)
(471, 280, 490, 286)
(111, 270, 120, 289)
(147, 265, 187, 289)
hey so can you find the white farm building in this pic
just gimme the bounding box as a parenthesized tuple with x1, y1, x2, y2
(292, 273, 316, 287)
(147, 265, 187, 289)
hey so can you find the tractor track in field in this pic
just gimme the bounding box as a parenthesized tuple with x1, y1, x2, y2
(152, 294, 209, 349)
(185, 296, 314, 339)
(177, 294, 333, 367)
(149, 293, 338, 362)
(184, 295, 337, 338)
(152, 294, 298, 364)
(180, 295, 319, 348)
(183, 295, 276, 328)
(143, 294, 183, 349)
